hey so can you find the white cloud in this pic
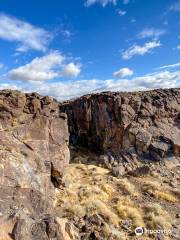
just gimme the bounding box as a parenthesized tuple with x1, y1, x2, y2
(61, 63, 81, 77)
(170, 2, 180, 11)
(7, 51, 81, 81)
(138, 28, 166, 39)
(113, 67, 133, 78)
(117, 9, 126, 16)
(122, 41, 161, 60)
(85, 0, 117, 7)
(158, 62, 180, 69)
(177, 45, 180, 50)
(85, 0, 130, 6)
(123, 0, 130, 4)
(0, 63, 4, 69)
(0, 14, 52, 52)
(2, 70, 179, 101)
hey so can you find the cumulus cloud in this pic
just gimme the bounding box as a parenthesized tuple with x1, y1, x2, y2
(8, 51, 81, 81)
(85, 0, 117, 7)
(0, 63, 4, 69)
(61, 63, 81, 77)
(138, 28, 166, 39)
(2, 70, 180, 101)
(0, 13, 52, 52)
(113, 67, 133, 78)
(122, 41, 161, 60)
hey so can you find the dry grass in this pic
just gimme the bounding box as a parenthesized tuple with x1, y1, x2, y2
(103, 224, 127, 240)
(55, 162, 177, 239)
(57, 189, 79, 205)
(78, 185, 111, 202)
(143, 203, 172, 230)
(154, 191, 178, 202)
(61, 203, 86, 218)
(142, 179, 178, 202)
(116, 197, 144, 228)
(100, 183, 115, 197)
(116, 178, 139, 196)
(56, 164, 119, 225)
(84, 199, 120, 226)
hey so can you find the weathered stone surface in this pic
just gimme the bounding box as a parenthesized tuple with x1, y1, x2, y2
(0, 90, 70, 239)
(135, 129, 152, 155)
(112, 165, 126, 177)
(150, 141, 170, 161)
(172, 134, 180, 157)
(56, 217, 77, 240)
(61, 88, 180, 162)
(128, 165, 150, 177)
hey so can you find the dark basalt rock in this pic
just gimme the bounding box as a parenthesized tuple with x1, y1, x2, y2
(60, 88, 180, 160)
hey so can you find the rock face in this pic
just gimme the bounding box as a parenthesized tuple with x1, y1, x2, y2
(0, 90, 70, 240)
(0, 88, 180, 239)
(61, 88, 180, 161)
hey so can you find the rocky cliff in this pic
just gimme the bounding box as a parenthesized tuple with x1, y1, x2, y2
(0, 88, 180, 240)
(0, 90, 70, 240)
(61, 88, 180, 162)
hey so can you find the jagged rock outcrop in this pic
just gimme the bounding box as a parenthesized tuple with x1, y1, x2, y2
(61, 88, 180, 162)
(0, 90, 70, 240)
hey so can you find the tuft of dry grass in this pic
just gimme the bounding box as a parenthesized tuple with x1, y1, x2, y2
(84, 199, 120, 226)
(61, 203, 86, 218)
(116, 197, 144, 228)
(57, 189, 78, 205)
(103, 223, 127, 240)
(116, 178, 139, 196)
(154, 191, 178, 202)
(78, 185, 111, 202)
(100, 183, 115, 197)
(142, 180, 178, 202)
(143, 203, 172, 230)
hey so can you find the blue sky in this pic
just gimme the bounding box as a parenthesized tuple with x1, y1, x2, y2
(0, 0, 179, 100)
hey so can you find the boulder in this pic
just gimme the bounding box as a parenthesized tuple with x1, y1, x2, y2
(150, 141, 170, 161)
(172, 135, 180, 157)
(135, 129, 152, 155)
(112, 165, 126, 177)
